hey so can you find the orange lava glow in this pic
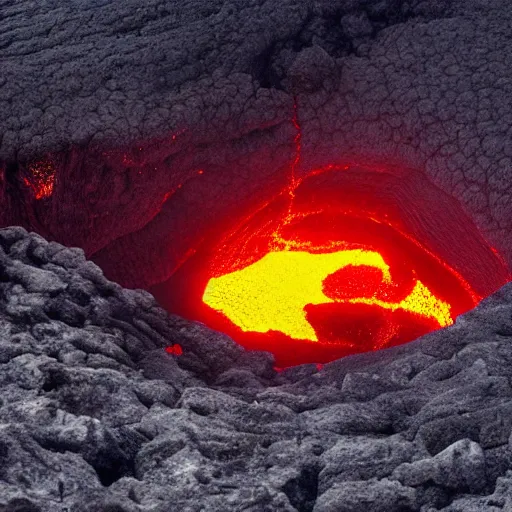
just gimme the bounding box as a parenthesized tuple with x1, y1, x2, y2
(203, 249, 452, 342)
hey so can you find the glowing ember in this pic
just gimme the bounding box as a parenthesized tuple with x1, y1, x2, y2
(23, 158, 56, 199)
(203, 249, 452, 342)
(165, 344, 183, 356)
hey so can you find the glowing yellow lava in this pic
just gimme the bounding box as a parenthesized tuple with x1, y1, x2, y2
(203, 249, 453, 342)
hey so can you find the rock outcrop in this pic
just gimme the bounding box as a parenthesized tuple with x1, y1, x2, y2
(1, 226, 512, 511)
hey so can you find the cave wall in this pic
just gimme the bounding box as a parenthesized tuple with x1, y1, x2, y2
(0, 0, 511, 295)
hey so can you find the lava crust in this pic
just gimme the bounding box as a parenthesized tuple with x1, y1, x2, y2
(1, 0, 512, 294)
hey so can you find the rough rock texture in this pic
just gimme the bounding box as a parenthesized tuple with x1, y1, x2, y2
(2, 227, 512, 511)
(1, 0, 512, 293)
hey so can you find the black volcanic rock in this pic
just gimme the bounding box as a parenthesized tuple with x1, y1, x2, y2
(1, 0, 512, 301)
(1, 226, 512, 511)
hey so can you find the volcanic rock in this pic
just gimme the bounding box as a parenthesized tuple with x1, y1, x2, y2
(1, 227, 512, 511)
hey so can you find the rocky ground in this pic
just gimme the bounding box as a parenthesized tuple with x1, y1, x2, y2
(0, 226, 512, 511)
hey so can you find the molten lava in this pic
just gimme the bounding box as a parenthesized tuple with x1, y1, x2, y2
(203, 249, 452, 342)
(151, 100, 502, 367)
(191, 161, 484, 367)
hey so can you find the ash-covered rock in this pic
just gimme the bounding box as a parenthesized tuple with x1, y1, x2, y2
(1, 226, 512, 511)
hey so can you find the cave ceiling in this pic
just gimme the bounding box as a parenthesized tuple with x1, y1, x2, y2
(1, 0, 511, 296)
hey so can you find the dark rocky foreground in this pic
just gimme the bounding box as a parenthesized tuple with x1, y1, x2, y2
(1, 226, 512, 511)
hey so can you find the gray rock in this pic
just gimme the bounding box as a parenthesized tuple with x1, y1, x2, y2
(313, 479, 418, 512)
(287, 45, 337, 93)
(2, 199, 512, 508)
(318, 435, 417, 492)
(392, 439, 486, 492)
(7, 261, 67, 294)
